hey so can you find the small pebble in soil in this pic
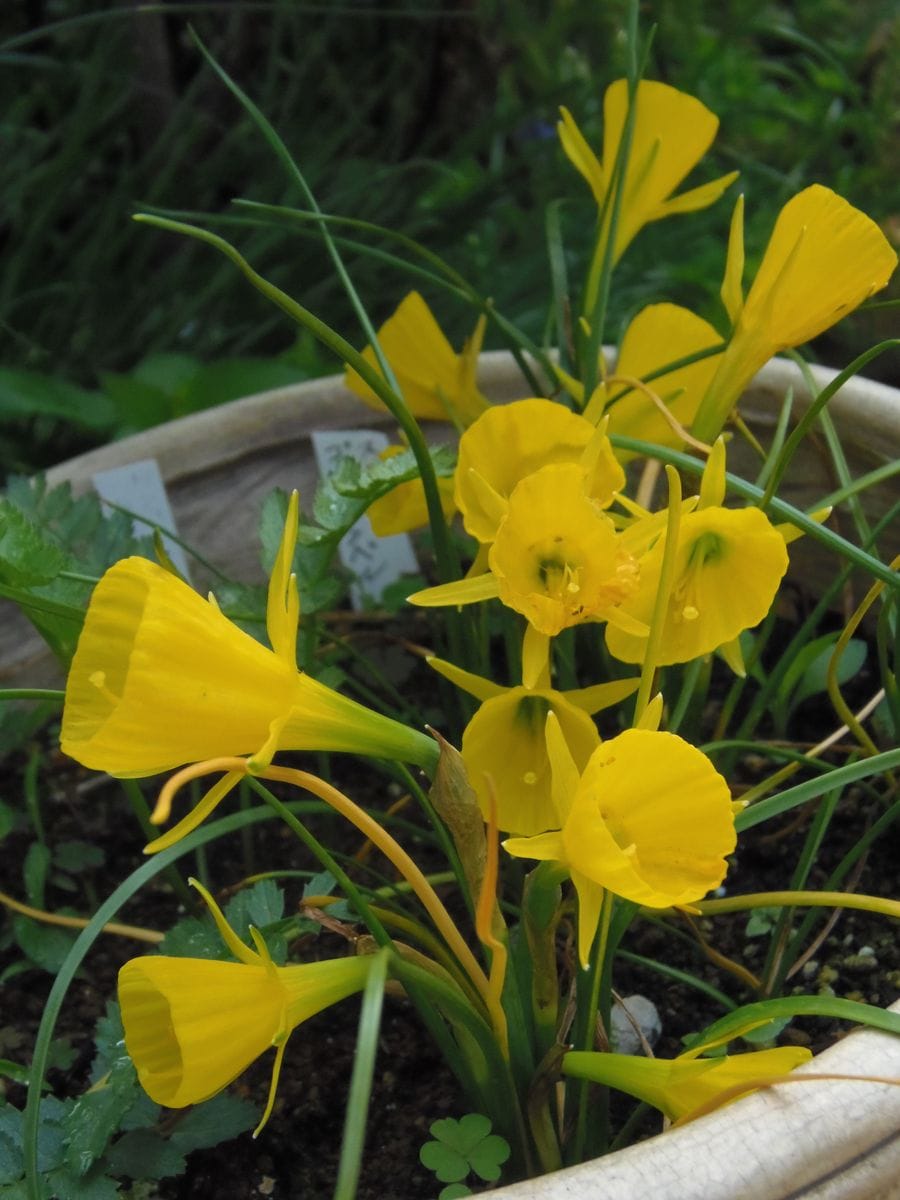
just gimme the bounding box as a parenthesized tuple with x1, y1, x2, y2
(610, 994, 662, 1055)
(842, 945, 878, 971)
(801, 959, 819, 979)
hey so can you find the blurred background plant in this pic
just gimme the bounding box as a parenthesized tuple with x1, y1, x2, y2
(1, 0, 898, 475)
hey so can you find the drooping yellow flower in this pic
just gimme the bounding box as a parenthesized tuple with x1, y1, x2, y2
(429, 650, 638, 836)
(366, 443, 457, 537)
(563, 1044, 813, 1125)
(410, 463, 642, 639)
(504, 720, 736, 965)
(691, 186, 898, 442)
(584, 303, 723, 456)
(605, 504, 788, 667)
(344, 291, 488, 427)
(454, 398, 624, 544)
(119, 880, 373, 1133)
(558, 80, 738, 264)
(61, 491, 437, 780)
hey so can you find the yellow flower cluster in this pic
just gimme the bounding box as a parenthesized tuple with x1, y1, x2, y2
(53, 69, 896, 1154)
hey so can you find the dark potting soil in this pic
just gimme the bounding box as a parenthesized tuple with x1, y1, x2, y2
(1, 720, 897, 1200)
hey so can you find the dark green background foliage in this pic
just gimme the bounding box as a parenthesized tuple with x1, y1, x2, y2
(1, 1, 897, 472)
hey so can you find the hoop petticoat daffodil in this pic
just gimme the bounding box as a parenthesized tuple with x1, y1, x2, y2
(583, 303, 723, 456)
(504, 718, 736, 966)
(429, 652, 639, 837)
(562, 1044, 813, 1125)
(604, 501, 789, 668)
(119, 879, 373, 1134)
(691, 186, 898, 442)
(60, 491, 437, 786)
(454, 398, 624, 544)
(558, 79, 738, 264)
(343, 290, 488, 428)
(410, 463, 643, 639)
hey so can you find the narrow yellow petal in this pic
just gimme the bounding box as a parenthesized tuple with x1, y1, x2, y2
(144, 771, 242, 855)
(721, 194, 746, 326)
(426, 655, 506, 702)
(408, 573, 500, 608)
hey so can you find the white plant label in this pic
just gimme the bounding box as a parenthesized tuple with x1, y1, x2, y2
(310, 429, 418, 610)
(92, 459, 191, 581)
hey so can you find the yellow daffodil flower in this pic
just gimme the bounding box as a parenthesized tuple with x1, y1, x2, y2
(429, 650, 638, 836)
(344, 290, 488, 427)
(692, 186, 898, 442)
(563, 1044, 813, 1125)
(605, 503, 789, 667)
(61, 491, 438, 781)
(410, 463, 642, 639)
(119, 879, 373, 1134)
(367, 443, 457, 537)
(454, 398, 624, 544)
(584, 303, 723, 456)
(558, 80, 738, 264)
(504, 719, 736, 965)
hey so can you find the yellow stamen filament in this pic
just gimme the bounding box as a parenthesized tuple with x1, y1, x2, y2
(148, 756, 498, 1032)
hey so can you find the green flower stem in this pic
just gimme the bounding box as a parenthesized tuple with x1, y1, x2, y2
(609, 437, 900, 592)
(735, 747, 900, 832)
(522, 863, 567, 1060)
(761, 789, 840, 995)
(782, 796, 900, 980)
(120, 778, 194, 908)
(390, 954, 532, 1176)
(244, 776, 393, 947)
(0, 688, 64, 703)
(634, 465, 682, 724)
(570, 889, 613, 1165)
(694, 889, 900, 921)
(756, 338, 900, 508)
(257, 764, 495, 1021)
(132, 215, 463, 601)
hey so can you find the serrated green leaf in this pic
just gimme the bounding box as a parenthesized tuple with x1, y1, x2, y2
(260, 489, 344, 615)
(224, 880, 287, 966)
(45, 1166, 121, 1200)
(13, 917, 76, 974)
(88, 1003, 127, 1084)
(419, 1141, 469, 1184)
(158, 914, 228, 961)
(0, 1129, 23, 1184)
(224, 879, 284, 933)
(37, 1096, 72, 1172)
(62, 1059, 139, 1176)
(168, 1092, 258, 1153)
(105, 1130, 186, 1181)
(0, 502, 68, 587)
(0, 1179, 29, 1199)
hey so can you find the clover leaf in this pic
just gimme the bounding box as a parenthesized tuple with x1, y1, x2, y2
(419, 1113, 510, 1188)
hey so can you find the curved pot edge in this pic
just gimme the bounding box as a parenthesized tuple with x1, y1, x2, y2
(479, 999, 900, 1200)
